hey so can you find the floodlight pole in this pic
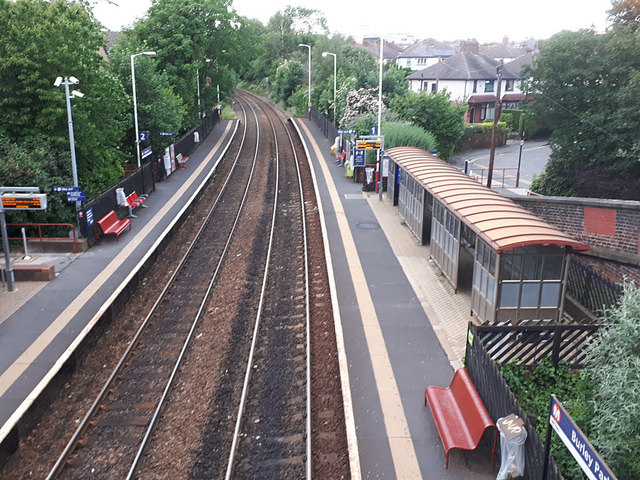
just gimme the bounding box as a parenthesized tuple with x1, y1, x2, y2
(131, 51, 156, 168)
(378, 36, 384, 201)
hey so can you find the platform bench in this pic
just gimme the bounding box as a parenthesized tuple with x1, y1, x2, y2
(424, 368, 497, 469)
(125, 191, 148, 217)
(95, 210, 131, 243)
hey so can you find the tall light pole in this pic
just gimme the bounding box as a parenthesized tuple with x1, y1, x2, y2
(131, 51, 156, 167)
(197, 58, 211, 119)
(322, 51, 337, 127)
(54, 76, 84, 216)
(378, 36, 384, 200)
(299, 43, 311, 119)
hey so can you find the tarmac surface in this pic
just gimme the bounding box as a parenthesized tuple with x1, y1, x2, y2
(1, 114, 500, 479)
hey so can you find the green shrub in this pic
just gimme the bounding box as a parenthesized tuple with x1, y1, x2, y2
(461, 122, 507, 138)
(499, 112, 514, 131)
(381, 122, 437, 151)
(503, 108, 523, 132)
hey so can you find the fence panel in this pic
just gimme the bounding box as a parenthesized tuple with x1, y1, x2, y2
(466, 323, 565, 480)
(567, 258, 622, 316)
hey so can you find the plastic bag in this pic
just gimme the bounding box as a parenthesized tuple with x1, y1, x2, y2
(497, 415, 527, 480)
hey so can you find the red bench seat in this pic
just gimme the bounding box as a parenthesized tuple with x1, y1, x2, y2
(425, 368, 497, 469)
(95, 210, 131, 243)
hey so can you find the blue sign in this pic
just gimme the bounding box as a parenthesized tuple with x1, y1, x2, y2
(53, 186, 80, 193)
(138, 132, 149, 142)
(86, 208, 94, 227)
(549, 396, 617, 480)
(353, 149, 366, 167)
(338, 129, 357, 135)
(160, 132, 178, 137)
(369, 126, 378, 135)
(142, 146, 153, 159)
(67, 191, 86, 202)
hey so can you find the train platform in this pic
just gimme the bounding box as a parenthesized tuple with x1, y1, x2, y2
(0, 119, 237, 448)
(294, 117, 498, 479)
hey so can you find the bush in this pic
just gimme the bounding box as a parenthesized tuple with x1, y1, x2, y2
(380, 122, 437, 151)
(503, 108, 523, 132)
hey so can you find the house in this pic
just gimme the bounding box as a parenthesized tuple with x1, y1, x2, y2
(407, 51, 536, 123)
(481, 40, 526, 64)
(395, 38, 456, 70)
(360, 38, 403, 64)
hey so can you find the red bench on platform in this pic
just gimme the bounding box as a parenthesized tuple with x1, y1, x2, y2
(95, 210, 131, 243)
(424, 368, 497, 469)
(125, 191, 148, 217)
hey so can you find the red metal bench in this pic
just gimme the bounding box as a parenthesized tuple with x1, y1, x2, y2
(125, 191, 148, 217)
(424, 368, 497, 469)
(95, 210, 131, 243)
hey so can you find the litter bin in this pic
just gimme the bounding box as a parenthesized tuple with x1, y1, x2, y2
(497, 414, 527, 480)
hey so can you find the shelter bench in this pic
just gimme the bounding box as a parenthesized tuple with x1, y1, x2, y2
(424, 367, 497, 469)
(95, 210, 131, 243)
(125, 191, 148, 217)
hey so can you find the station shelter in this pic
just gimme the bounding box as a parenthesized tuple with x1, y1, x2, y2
(386, 147, 590, 324)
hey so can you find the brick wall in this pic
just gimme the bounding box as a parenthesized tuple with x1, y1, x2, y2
(511, 196, 640, 257)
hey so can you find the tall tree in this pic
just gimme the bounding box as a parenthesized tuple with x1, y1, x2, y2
(132, 0, 260, 127)
(0, 0, 130, 194)
(525, 8, 640, 199)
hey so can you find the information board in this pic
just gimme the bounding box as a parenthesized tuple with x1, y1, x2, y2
(357, 140, 381, 149)
(353, 149, 366, 167)
(1, 194, 47, 210)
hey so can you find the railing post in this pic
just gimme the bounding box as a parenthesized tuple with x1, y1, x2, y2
(551, 325, 562, 368)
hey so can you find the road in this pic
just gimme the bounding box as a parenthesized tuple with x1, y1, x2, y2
(450, 139, 551, 188)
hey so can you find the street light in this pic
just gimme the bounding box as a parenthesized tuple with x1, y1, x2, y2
(54, 76, 83, 211)
(322, 51, 337, 127)
(197, 58, 211, 119)
(299, 44, 311, 119)
(131, 51, 156, 167)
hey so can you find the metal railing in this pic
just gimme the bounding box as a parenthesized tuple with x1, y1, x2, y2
(5, 223, 78, 253)
(469, 167, 519, 188)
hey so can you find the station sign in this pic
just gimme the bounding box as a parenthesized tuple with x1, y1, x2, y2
(338, 129, 357, 135)
(86, 208, 94, 227)
(67, 191, 86, 202)
(160, 132, 177, 137)
(353, 149, 366, 167)
(357, 139, 381, 149)
(369, 126, 378, 135)
(548, 395, 617, 480)
(138, 132, 149, 142)
(142, 146, 153, 159)
(1, 193, 47, 210)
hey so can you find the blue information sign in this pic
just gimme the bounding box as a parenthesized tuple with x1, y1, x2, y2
(337, 129, 356, 135)
(142, 146, 153, 159)
(67, 191, 86, 202)
(139, 132, 149, 142)
(369, 126, 378, 135)
(86, 207, 94, 227)
(53, 186, 80, 193)
(549, 395, 617, 480)
(353, 149, 366, 167)
(160, 132, 178, 137)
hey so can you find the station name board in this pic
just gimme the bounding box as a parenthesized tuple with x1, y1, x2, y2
(1, 194, 48, 210)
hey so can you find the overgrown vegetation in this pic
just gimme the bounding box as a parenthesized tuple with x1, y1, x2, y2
(502, 281, 640, 480)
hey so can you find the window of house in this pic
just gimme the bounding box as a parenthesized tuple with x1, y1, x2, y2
(407, 59, 412, 67)
(423, 80, 429, 91)
(473, 80, 478, 93)
(506, 79, 514, 91)
(431, 83, 437, 93)
(480, 103, 495, 121)
(484, 80, 494, 92)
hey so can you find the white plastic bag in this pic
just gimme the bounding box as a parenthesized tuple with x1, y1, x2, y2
(497, 415, 527, 480)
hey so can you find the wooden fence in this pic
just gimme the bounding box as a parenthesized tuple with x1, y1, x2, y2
(567, 258, 622, 316)
(474, 321, 602, 368)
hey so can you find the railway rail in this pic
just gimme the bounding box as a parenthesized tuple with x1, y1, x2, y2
(0, 91, 350, 480)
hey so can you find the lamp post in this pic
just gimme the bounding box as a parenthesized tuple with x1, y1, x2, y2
(377, 36, 384, 200)
(54, 76, 84, 222)
(299, 43, 311, 119)
(131, 51, 156, 168)
(322, 51, 337, 127)
(197, 58, 211, 119)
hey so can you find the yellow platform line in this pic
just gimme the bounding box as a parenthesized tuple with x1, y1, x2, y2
(297, 121, 422, 479)
(0, 121, 236, 443)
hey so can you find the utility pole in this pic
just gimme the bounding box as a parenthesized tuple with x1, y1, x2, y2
(486, 59, 503, 189)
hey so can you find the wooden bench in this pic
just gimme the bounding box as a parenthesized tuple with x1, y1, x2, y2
(125, 191, 148, 217)
(424, 368, 497, 469)
(95, 210, 131, 243)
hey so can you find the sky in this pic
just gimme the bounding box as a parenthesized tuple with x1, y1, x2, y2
(93, 0, 613, 44)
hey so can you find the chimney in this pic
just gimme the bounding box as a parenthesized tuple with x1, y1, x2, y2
(460, 39, 479, 54)
(503, 36, 509, 45)
(429, 38, 435, 47)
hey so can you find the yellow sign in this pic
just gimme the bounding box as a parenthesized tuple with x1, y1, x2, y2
(357, 140, 381, 149)
(1, 194, 47, 210)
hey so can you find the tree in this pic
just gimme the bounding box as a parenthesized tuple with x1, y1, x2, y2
(524, 22, 640, 199)
(0, 0, 130, 195)
(391, 91, 466, 161)
(272, 60, 304, 107)
(584, 282, 640, 479)
(132, 0, 259, 127)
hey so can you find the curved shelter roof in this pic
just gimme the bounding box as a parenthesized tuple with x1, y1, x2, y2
(387, 147, 590, 253)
